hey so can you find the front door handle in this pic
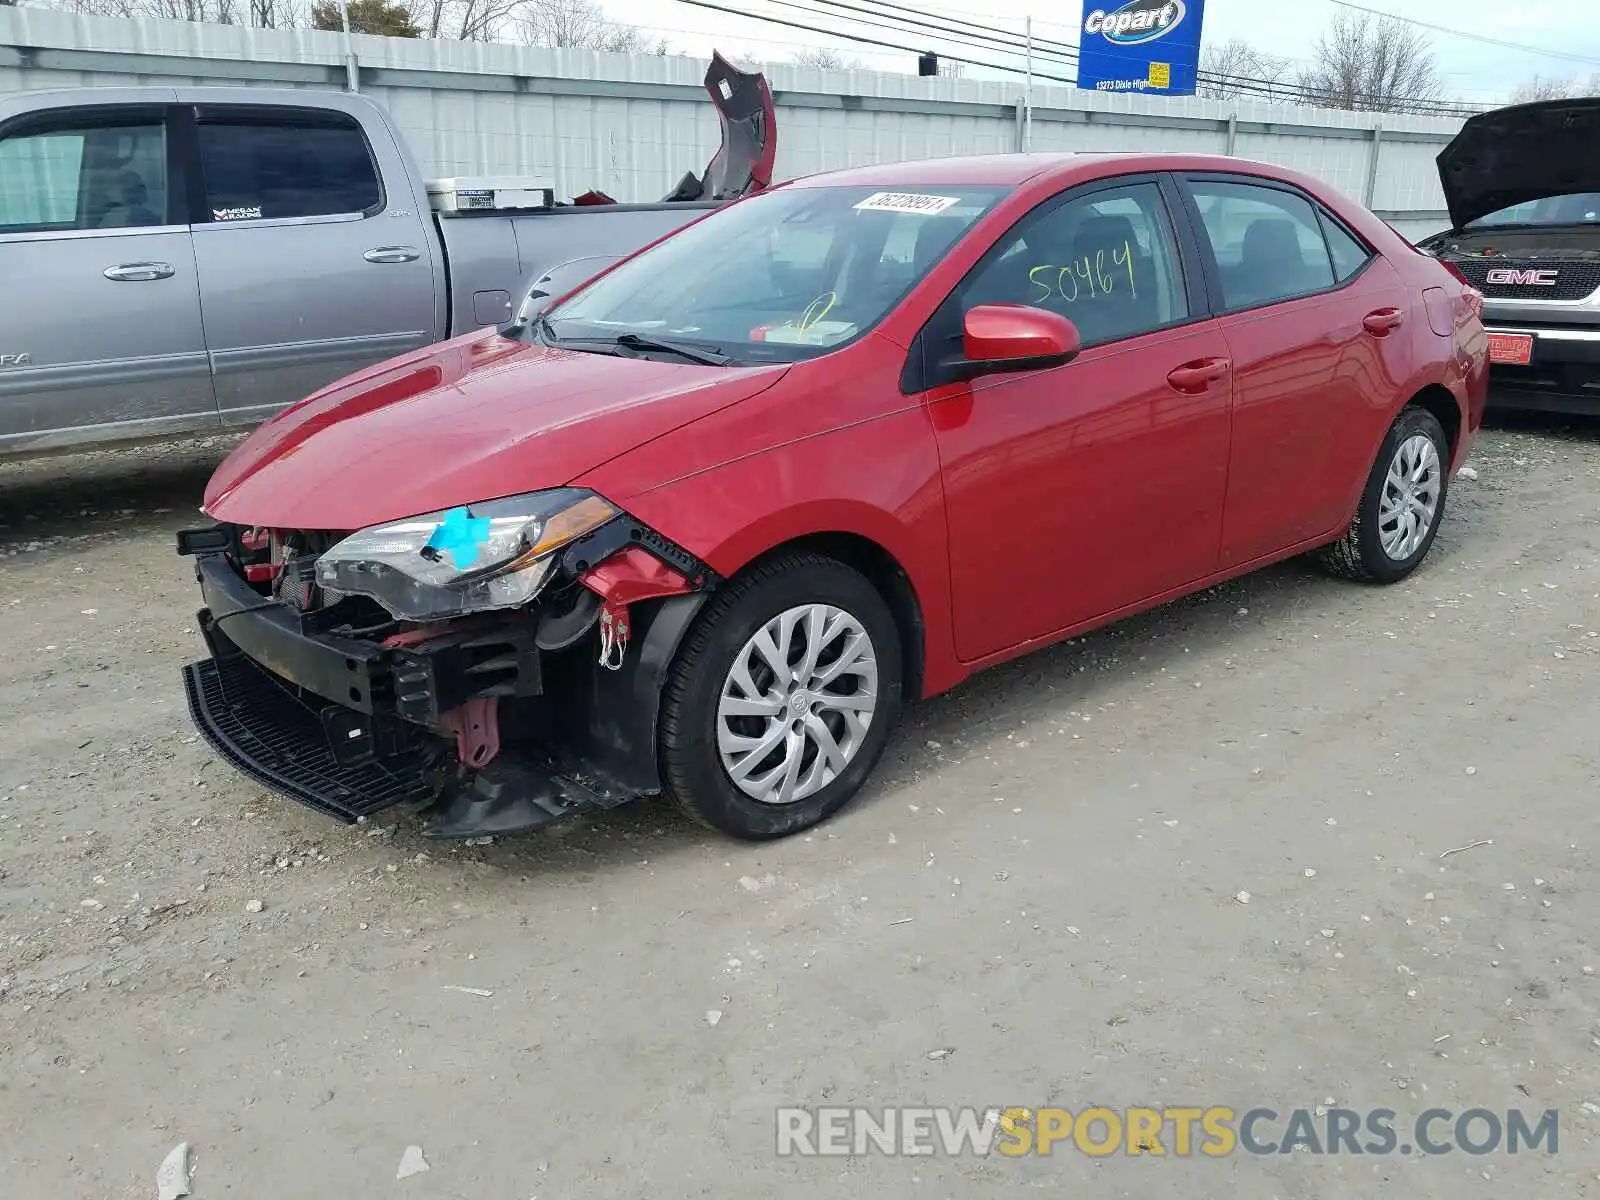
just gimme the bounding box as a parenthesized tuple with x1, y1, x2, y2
(1166, 357, 1231, 394)
(1363, 307, 1405, 336)
(363, 246, 421, 264)
(103, 261, 174, 282)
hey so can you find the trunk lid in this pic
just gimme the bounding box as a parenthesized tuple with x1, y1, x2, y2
(1437, 97, 1600, 230)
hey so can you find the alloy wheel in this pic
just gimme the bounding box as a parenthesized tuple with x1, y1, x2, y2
(716, 603, 879, 805)
(1377, 433, 1442, 561)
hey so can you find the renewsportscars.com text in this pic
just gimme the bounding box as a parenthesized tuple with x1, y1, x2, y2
(775, 1105, 1560, 1158)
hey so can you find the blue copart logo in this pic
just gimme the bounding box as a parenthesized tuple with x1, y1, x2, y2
(1084, 0, 1186, 46)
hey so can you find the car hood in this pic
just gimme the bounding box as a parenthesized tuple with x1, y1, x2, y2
(1437, 97, 1600, 230)
(202, 331, 788, 531)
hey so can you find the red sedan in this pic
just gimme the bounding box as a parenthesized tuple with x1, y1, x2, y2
(180, 152, 1489, 841)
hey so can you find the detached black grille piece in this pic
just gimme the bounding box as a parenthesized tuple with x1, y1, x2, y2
(183, 653, 440, 823)
(1453, 259, 1600, 303)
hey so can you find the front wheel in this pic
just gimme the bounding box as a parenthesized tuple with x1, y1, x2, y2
(659, 552, 903, 839)
(1318, 405, 1451, 584)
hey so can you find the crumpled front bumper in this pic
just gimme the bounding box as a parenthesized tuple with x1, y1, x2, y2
(182, 651, 442, 822)
(177, 526, 714, 838)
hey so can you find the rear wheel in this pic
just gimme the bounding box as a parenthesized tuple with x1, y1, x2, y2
(659, 553, 903, 839)
(1318, 406, 1450, 583)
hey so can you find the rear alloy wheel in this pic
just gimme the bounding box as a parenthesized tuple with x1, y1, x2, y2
(660, 553, 903, 839)
(1319, 405, 1451, 584)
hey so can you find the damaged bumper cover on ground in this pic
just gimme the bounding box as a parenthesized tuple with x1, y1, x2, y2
(177, 512, 718, 838)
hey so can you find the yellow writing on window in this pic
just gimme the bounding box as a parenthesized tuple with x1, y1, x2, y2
(1025, 240, 1138, 305)
(798, 292, 837, 329)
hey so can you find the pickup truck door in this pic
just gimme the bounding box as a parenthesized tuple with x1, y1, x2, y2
(0, 98, 214, 456)
(181, 98, 439, 426)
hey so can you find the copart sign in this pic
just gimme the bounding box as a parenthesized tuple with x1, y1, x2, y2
(1076, 0, 1206, 96)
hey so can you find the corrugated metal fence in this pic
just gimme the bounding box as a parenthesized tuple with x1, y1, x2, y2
(0, 8, 1464, 238)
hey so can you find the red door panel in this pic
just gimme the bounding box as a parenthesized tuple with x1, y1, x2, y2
(931, 322, 1233, 662)
(1215, 256, 1412, 567)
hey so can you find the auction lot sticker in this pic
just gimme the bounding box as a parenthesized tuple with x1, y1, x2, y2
(854, 192, 962, 215)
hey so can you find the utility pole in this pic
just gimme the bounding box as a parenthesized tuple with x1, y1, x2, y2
(1023, 16, 1033, 151)
(340, 0, 359, 92)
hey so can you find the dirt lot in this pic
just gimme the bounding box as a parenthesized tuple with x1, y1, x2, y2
(1, 416, 1597, 1199)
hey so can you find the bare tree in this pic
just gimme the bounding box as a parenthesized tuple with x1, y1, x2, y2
(792, 47, 862, 71)
(518, 0, 645, 51)
(1295, 11, 1442, 114)
(1197, 37, 1292, 100)
(1510, 73, 1600, 103)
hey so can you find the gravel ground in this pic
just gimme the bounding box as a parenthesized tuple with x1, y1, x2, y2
(0, 415, 1597, 1199)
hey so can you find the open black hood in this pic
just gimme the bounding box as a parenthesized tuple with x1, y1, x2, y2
(1437, 97, 1600, 230)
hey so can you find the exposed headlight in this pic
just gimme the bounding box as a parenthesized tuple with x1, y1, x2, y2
(314, 488, 617, 622)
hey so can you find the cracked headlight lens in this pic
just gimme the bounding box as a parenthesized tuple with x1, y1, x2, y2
(314, 489, 617, 621)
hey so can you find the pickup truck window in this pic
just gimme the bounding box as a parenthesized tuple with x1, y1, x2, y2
(196, 115, 381, 222)
(0, 118, 167, 234)
(541, 184, 1008, 363)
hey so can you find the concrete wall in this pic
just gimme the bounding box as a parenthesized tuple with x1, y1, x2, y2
(0, 8, 1463, 238)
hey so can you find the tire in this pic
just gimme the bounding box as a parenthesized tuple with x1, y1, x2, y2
(659, 552, 904, 840)
(1318, 405, 1451, 584)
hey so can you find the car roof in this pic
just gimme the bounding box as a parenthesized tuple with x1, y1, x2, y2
(788, 151, 1309, 192)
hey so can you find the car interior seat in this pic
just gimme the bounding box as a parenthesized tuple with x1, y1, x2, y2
(1070, 214, 1158, 341)
(1235, 217, 1311, 307)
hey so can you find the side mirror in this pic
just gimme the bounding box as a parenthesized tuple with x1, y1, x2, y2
(949, 304, 1080, 381)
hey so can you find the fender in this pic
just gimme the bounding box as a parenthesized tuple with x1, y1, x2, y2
(574, 590, 710, 797)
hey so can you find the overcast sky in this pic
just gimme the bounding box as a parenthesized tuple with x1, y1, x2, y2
(601, 0, 1600, 104)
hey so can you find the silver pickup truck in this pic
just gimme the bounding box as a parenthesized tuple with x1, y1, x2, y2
(0, 54, 775, 460)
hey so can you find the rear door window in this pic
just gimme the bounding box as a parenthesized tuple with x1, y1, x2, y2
(196, 111, 382, 222)
(0, 115, 168, 233)
(1187, 179, 1338, 310)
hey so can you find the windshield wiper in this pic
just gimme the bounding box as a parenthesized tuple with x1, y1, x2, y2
(613, 332, 732, 366)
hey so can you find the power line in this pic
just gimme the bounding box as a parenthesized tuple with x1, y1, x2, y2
(801, 0, 1081, 68)
(673, 0, 1083, 82)
(813, 0, 1479, 113)
(673, 0, 1480, 116)
(1329, 1, 1600, 69)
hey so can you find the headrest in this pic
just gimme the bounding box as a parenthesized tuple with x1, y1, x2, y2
(1241, 218, 1304, 268)
(1072, 214, 1140, 260)
(116, 170, 148, 205)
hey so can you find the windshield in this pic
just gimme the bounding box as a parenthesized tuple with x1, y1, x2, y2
(540, 183, 1009, 363)
(1467, 193, 1600, 229)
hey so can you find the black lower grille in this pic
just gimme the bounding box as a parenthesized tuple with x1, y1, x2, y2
(183, 653, 441, 822)
(1454, 259, 1600, 302)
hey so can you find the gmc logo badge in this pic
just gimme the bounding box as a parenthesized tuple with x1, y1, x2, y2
(1485, 268, 1559, 286)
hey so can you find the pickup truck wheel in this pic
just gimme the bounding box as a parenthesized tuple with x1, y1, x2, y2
(659, 553, 903, 839)
(1318, 405, 1450, 584)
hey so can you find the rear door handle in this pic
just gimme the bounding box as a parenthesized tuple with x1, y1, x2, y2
(103, 262, 174, 282)
(363, 246, 421, 264)
(1363, 307, 1405, 336)
(1166, 357, 1231, 394)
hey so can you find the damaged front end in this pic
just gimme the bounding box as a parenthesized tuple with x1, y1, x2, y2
(176, 497, 718, 838)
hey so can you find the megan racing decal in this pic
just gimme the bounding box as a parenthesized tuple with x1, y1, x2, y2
(213, 205, 264, 222)
(1084, 0, 1186, 46)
